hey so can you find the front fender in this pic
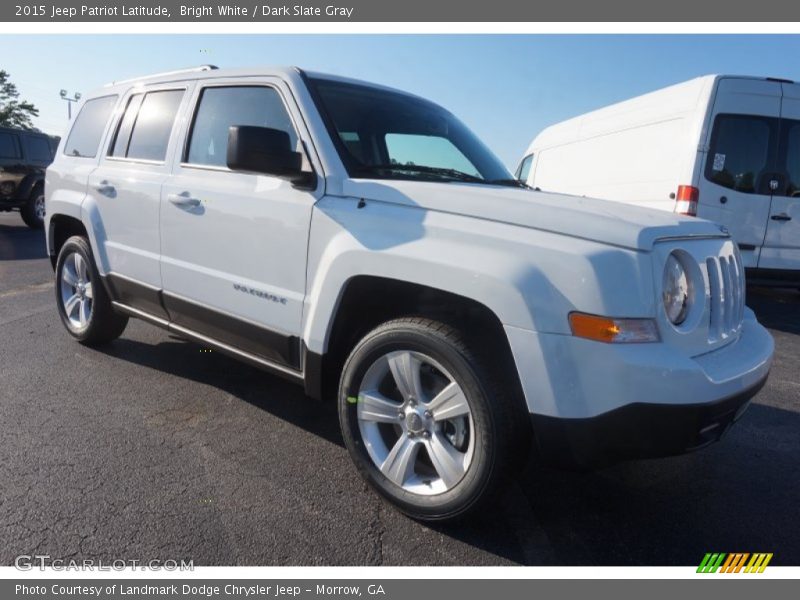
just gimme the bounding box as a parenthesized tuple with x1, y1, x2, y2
(302, 196, 656, 354)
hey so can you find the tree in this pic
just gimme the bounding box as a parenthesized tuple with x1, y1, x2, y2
(0, 70, 39, 130)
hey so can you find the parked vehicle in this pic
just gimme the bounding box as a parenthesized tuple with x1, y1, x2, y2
(518, 75, 800, 286)
(46, 66, 773, 520)
(0, 126, 58, 228)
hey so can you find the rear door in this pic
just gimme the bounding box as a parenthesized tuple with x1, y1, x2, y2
(698, 78, 781, 268)
(87, 83, 192, 317)
(759, 82, 800, 272)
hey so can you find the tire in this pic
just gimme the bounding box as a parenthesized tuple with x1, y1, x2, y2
(338, 317, 528, 521)
(20, 185, 45, 229)
(55, 236, 128, 345)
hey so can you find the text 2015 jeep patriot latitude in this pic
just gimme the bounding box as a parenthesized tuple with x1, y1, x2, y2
(46, 66, 774, 520)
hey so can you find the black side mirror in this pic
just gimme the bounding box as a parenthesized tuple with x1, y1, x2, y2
(226, 125, 315, 188)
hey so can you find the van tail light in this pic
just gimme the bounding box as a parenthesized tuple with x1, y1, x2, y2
(674, 185, 699, 216)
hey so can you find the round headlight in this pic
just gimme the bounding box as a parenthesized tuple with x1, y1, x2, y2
(663, 253, 691, 325)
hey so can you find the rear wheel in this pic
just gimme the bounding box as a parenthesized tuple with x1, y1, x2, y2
(55, 236, 128, 345)
(20, 185, 45, 229)
(339, 317, 527, 521)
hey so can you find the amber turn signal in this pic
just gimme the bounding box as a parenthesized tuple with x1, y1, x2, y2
(569, 312, 659, 344)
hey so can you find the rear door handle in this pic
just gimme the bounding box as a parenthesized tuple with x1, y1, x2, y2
(167, 192, 201, 208)
(771, 213, 792, 222)
(96, 181, 116, 196)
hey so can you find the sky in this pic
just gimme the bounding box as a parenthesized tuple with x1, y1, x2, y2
(1, 34, 799, 170)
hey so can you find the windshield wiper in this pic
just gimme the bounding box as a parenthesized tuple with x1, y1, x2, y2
(355, 163, 485, 183)
(488, 178, 533, 189)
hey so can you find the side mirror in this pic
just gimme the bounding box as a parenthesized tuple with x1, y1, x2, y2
(226, 125, 315, 188)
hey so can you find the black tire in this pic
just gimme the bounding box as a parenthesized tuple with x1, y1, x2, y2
(20, 184, 45, 229)
(55, 235, 128, 345)
(338, 317, 528, 521)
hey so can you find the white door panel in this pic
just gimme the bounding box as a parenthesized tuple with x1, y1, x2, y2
(760, 83, 800, 272)
(159, 79, 319, 369)
(160, 168, 310, 334)
(698, 78, 781, 267)
(88, 84, 193, 295)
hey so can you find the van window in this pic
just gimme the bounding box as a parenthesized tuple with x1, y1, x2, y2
(25, 136, 53, 162)
(64, 95, 118, 158)
(783, 120, 800, 197)
(705, 114, 777, 194)
(124, 90, 184, 162)
(516, 153, 534, 182)
(0, 132, 20, 159)
(186, 86, 297, 167)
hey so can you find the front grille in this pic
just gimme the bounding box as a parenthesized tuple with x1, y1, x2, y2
(706, 253, 744, 342)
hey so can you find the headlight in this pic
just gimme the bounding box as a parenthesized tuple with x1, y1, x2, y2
(662, 253, 691, 325)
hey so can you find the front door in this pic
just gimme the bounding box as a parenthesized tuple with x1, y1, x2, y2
(159, 79, 320, 371)
(697, 78, 781, 269)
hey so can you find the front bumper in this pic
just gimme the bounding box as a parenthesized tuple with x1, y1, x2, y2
(531, 374, 767, 468)
(505, 309, 774, 468)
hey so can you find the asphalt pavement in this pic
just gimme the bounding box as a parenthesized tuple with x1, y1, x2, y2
(1, 211, 798, 566)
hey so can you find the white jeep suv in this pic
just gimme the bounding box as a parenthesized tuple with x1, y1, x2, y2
(46, 66, 774, 521)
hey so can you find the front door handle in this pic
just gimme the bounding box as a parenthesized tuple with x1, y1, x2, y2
(96, 181, 116, 197)
(771, 213, 792, 222)
(167, 192, 201, 208)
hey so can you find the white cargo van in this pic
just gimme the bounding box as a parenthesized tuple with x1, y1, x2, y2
(518, 75, 800, 285)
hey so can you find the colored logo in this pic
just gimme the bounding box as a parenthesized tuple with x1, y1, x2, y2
(697, 553, 773, 573)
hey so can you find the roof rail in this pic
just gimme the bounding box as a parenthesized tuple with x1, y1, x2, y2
(105, 65, 219, 87)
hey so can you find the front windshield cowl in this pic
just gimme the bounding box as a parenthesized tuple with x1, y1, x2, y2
(307, 76, 513, 185)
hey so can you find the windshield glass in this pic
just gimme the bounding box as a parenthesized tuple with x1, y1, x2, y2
(308, 77, 514, 185)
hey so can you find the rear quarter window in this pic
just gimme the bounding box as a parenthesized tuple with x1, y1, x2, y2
(64, 95, 118, 158)
(25, 136, 54, 162)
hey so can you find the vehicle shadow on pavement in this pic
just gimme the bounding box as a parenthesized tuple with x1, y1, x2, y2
(95, 335, 345, 448)
(747, 287, 800, 335)
(428, 399, 800, 566)
(0, 222, 47, 261)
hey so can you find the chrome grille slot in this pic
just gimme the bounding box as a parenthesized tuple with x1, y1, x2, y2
(706, 258, 722, 340)
(706, 252, 743, 343)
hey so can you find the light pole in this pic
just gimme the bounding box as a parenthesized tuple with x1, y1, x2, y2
(59, 89, 81, 119)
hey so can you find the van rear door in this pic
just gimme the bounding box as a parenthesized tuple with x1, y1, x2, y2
(698, 78, 781, 269)
(758, 82, 800, 274)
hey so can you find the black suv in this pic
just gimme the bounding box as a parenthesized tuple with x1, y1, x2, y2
(0, 127, 58, 229)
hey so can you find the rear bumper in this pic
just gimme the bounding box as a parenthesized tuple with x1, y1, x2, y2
(531, 374, 767, 469)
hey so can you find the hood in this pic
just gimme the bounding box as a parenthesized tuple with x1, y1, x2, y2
(340, 179, 727, 251)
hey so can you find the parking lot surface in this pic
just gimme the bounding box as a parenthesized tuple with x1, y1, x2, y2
(1, 211, 798, 566)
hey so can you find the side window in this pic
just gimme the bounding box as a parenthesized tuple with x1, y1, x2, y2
(109, 94, 144, 157)
(186, 86, 298, 167)
(384, 133, 479, 176)
(124, 90, 184, 162)
(0, 132, 21, 159)
(64, 95, 118, 158)
(25, 136, 53, 162)
(782, 120, 800, 197)
(705, 114, 777, 194)
(516, 153, 534, 182)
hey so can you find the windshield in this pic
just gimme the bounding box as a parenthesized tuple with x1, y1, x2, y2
(308, 77, 515, 186)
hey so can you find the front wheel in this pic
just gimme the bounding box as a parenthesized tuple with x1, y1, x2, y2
(339, 317, 527, 521)
(55, 236, 128, 345)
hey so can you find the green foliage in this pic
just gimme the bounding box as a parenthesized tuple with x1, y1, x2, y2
(0, 70, 39, 130)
